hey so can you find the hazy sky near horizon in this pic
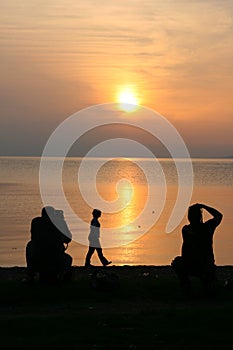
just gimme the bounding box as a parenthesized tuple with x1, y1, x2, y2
(0, 0, 233, 157)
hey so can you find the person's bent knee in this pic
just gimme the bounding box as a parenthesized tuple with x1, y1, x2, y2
(64, 253, 72, 268)
(171, 256, 184, 272)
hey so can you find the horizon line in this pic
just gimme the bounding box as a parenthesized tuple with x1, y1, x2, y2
(0, 155, 232, 160)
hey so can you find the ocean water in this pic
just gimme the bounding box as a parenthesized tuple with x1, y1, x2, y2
(0, 157, 232, 266)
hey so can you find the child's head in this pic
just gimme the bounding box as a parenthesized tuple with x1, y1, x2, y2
(92, 209, 101, 218)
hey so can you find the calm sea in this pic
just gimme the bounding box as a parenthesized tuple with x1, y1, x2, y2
(0, 157, 232, 266)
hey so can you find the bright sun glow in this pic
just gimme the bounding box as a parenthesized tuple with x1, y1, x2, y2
(117, 88, 140, 112)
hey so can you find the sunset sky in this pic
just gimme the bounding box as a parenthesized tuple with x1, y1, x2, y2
(1, 0, 232, 157)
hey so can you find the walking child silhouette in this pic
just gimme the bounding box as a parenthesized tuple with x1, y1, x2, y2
(85, 209, 112, 267)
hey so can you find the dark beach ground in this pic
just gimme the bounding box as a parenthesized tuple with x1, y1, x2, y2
(0, 264, 233, 281)
(0, 265, 233, 349)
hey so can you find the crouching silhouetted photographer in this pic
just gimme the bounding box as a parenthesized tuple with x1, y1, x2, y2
(26, 206, 73, 284)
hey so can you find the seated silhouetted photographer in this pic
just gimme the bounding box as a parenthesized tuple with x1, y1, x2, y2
(26, 206, 73, 284)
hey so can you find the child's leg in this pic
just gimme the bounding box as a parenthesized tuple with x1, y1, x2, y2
(85, 246, 95, 266)
(96, 248, 111, 266)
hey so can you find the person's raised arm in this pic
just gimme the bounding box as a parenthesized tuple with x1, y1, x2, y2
(199, 203, 223, 225)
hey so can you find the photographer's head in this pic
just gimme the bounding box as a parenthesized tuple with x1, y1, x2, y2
(188, 204, 203, 225)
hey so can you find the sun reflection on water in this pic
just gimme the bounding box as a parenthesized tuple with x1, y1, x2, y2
(63, 158, 149, 245)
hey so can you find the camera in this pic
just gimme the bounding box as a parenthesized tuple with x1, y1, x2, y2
(55, 209, 64, 219)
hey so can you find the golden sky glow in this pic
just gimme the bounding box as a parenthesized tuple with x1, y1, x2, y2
(0, 0, 232, 156)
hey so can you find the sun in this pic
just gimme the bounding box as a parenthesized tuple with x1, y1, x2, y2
(117, 87, 140, 112)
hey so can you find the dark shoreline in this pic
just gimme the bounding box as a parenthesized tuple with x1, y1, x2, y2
(1, 265, 232, 349)
(1, 265, 233, 281)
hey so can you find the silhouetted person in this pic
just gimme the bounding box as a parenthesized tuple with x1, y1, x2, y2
(85, 209, 112, 267)
(172, 203, 223, 295)
(26, 206, 73, 283)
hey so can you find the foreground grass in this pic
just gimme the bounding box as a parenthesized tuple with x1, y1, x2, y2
(0, 271, 232, 349)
